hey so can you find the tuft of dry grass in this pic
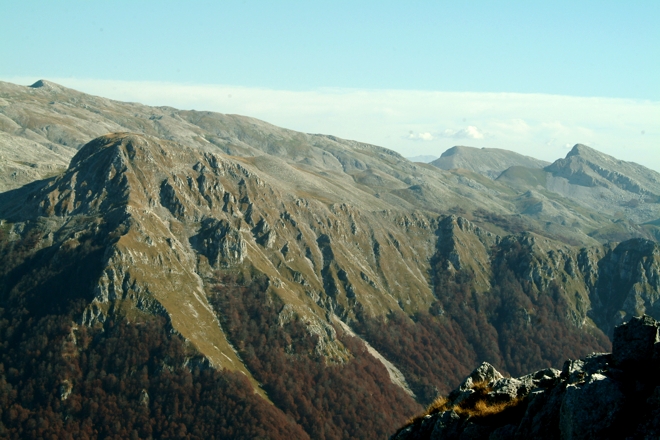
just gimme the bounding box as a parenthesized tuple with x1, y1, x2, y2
(456, 395, 525, 419)
(404, 380, 525, 427)
(426, 396, 450, 415)
(404, 396, 450, 426)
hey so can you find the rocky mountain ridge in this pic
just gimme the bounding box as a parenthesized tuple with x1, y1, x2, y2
(2, 79, 660, 438)
(392, 315, 660, 439)
(544, 144, 660, 222)
(3, 131, 660, 386)
(2, 81, 660, 369)
(3, 79, 660, 244)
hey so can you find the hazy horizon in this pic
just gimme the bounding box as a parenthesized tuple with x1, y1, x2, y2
(2, 1, 658, 170)
(3, 76, 658, 172)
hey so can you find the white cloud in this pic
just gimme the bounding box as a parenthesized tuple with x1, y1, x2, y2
(491, 118, 531, 134)
(2, 76, 659, 171)
(440, 126, 485, 140)
(406, 131, 434, 141)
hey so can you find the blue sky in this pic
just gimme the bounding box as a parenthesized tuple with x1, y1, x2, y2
(1, 1, 659, 168)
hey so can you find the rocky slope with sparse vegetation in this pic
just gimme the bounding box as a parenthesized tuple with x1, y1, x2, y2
(2, 80, 660, 438)
(392, 315, 660, 439)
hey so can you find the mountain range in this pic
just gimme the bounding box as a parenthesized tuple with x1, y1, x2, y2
(1, 80, 659, 438)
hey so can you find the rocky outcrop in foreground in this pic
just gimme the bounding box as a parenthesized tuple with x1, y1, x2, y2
(392, 315, 660, 439)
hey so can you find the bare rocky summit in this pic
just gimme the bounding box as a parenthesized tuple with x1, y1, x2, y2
(543, 144, 660, 223)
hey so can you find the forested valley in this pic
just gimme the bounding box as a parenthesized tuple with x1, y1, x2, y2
(0, 227, 612, 438)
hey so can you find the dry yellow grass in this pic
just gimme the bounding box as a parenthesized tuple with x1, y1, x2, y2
(426, 396, 450, 415)
(457, 395, 524, 418)
(406, 380, 524, 427)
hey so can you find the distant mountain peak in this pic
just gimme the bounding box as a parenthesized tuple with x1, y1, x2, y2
(439, 145, 475, 158)
(542, 143, 660, 207)
(566, 143, 600, 158)
(432, 146, 549, 179)
(406, 155, 438, 163)
(29, 79, 61, 90)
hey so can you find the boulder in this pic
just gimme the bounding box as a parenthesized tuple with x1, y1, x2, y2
(429, 410, 464, 440)
(612, 315, 659, 366)
(515, 386, 564, 439)
(448, 362, 503, 406)
(559, 373, 626, 439)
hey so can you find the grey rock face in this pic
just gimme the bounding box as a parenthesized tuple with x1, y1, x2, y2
(392, 315, 660, 440)
(429, 411, 464, 440)
(612, 314, 659, 365)
(447, 362, 503, 406)
(193, 219, 248, 266)
(543, 144, 660, 224)
(560, 373, 626, 439)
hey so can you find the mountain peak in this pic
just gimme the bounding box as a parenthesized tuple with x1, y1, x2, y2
(566, 143, 599, 159)
(29, 79, 62, 91)
(70, 132, 144, 168)
(439, 146, 475, 158)
(432, 146, 549, 179)
(544, 143, 660, 207)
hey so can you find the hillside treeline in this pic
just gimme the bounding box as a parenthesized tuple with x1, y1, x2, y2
(0, 306, 312, 439)
(355, 240, 611, 404)
(0, 228, 308, 439)
(0, 229, 421, 439)
(209, 273, 421, 440)
(0, 226, 612, 437)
